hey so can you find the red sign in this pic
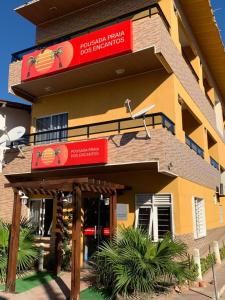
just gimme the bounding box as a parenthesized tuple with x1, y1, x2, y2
(32, 139, 108, 170)
(22, 20, 133, 81)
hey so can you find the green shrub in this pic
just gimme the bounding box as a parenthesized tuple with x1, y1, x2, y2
(219, 245, 225, 261)
(0, 218, 39, 283)
(200, 253, 216, 275)
(91, 226, 194, 298)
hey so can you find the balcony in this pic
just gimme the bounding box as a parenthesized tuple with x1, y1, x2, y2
(3, 112, 220, 192)
(185, 134, 204, 159)
(9, 9, 171, 102)
(15, 113, 175, 146)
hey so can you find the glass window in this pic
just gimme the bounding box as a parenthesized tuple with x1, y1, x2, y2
(135, 194, 172, 241)
(36, 113, 68, 144)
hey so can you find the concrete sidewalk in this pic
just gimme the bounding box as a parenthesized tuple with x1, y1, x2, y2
(0, 271, 89, 300)
(172, 261, 225, 300)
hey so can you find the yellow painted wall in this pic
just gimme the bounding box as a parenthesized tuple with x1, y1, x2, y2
(176, 177, 225, 235)
(72, 170, 225, 240)
(27, 0, 225, 242)
(32, 69, 176, 129)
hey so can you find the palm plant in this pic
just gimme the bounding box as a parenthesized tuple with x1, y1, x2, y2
(27, 56, 37, 78)
(0, 219, 39, 283)
(91, 227, 195, 298)
(52, 47, 64, 68)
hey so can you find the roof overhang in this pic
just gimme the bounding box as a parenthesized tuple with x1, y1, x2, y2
(179, 0, 225, 103)
(15, 0, 107, 25)
(11, 48, 163, 102)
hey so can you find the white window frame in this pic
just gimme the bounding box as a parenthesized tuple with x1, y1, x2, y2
(192, 197, 206, 239)
(135, 193, 173, 242)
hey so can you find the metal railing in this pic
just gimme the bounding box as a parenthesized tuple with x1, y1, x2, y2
(210, 157, 219, 170)
(11, 4, 169, 62)
(14, 113, 175, 146)
(185, 134, 204, 158)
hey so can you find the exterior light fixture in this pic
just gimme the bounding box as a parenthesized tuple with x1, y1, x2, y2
(44, 86, 52, 92)
(115, 68, 125, 75)
(100, 194, 110, 205)
(19, 190, 29, 205)
(62, 193, 73, 205)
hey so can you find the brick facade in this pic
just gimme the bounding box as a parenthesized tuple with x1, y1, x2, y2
(9, 13, 220, 138)
(0, 173, 28, 222)
(3, 128, 220, 190)
(36, 0, 156, 43)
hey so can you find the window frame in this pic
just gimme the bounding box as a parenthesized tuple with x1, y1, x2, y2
(135, 193, 173, 242)
(192, 197, 207, 240)
(35, 112, 68, 144)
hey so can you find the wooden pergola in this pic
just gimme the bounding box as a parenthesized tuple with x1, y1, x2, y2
(5, 177, 125, 300)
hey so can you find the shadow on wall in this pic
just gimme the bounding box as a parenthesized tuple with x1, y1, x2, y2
(35, 69, 169, 120)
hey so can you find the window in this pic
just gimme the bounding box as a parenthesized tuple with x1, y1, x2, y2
(135, 194, 172, 241)
(36, 113, 68, 144)
(193, 197, 206, 239)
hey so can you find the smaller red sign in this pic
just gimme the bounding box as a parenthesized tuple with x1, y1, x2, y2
(32, 139, 108, 170)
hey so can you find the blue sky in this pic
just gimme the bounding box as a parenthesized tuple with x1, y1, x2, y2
(0, 0, 225, 104)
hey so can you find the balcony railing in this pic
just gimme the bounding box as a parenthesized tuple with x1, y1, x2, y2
(13, 113, 175, 147)
(11, 4, 169, 62)
(185, 134, 204, 158)
(210, 157, 219, 170)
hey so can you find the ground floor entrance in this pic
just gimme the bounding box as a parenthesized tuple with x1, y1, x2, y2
(83, 196, 110, 264)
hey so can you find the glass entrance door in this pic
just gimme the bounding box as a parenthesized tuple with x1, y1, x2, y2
(83, 197, 110, 264)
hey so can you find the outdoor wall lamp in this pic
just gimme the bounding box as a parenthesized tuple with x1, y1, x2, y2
(62, 192, 73, 205)
(18, 190, 29, 205)
(100, 194, 110, 206)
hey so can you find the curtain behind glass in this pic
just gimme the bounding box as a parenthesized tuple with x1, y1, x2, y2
(36, 113, 68, 144)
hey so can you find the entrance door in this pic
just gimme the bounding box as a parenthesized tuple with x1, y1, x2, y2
(83, 197, 110, 264)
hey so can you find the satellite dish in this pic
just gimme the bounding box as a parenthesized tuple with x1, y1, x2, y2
(132, 104, 155, 119)
(7, 126, 26, 142)
(124, 99, 155, 139)
(0, 126, 26, 158)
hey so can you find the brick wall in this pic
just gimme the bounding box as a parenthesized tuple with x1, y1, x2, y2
(36, 0, 156, 43)
(3, 128, 220, 190)
(9, 14, 220, 140)
(0, 173, 14, 222)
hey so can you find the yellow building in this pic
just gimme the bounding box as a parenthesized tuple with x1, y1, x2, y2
(3, 1, 225, 290)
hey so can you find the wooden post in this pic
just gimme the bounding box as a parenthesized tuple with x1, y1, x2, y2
(71, 185, 82, 300)
(5, 191, 22, 292)
(54, 193, 64, 275)
(110, 190, 117, 240)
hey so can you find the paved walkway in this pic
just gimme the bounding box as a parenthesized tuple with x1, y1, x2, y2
(0, 271, 89, 300)
(172, 261, 225, 300)
(1, 263, 225, 300)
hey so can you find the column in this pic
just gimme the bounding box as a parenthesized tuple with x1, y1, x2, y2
(5, 191, 22, 292)
(71, 185, 82, 300)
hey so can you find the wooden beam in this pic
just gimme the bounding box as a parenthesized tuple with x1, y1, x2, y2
(71, 185, 82, 300)
(54, 193, 64, 276)
(5, 192, 22, 292)
(5, 178, 89, 190)
(110, 191, 117, 240)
